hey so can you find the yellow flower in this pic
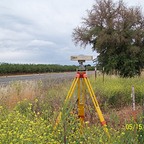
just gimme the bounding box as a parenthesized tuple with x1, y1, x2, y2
(0, 106, 3, 109)
(121, 132, 125, 135)
(37, 112, 40, 115)
(35, 99, 38, 103)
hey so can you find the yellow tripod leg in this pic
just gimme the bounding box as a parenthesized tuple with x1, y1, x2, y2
(77, 78, 85, 126)
(53, 77, 79, 130)
(84, 77, 110, 137)
(77, 78, 80, 105)
(65, 77, 79, 102)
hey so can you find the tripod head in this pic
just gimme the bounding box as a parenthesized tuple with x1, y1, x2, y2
(71, 55, 93, 71)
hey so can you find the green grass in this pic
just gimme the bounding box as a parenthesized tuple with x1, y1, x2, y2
(0, 74, 144, 143)
(90, 75, 144, 109)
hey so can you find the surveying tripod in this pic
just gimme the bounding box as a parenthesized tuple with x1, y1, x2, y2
(54, 60, 109, 137)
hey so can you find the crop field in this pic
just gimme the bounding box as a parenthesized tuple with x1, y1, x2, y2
(0, 73, 144, 143)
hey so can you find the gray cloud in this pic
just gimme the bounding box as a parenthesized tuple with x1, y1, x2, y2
(0, 0, 142, 65)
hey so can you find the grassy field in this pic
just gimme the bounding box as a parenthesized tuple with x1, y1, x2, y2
(0, 74, 144, 143)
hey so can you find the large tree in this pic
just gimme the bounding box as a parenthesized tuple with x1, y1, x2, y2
(72, 0, 144, 77)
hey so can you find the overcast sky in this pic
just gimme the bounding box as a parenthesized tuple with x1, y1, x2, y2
(0, 0, 143, 65)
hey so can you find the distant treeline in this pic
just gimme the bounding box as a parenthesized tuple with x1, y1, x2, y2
(0, 63, 94, 75)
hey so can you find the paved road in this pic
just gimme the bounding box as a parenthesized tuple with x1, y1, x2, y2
(0, 71, 94, 85)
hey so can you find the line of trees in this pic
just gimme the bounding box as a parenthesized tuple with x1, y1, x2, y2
(0, 63, 94, 75)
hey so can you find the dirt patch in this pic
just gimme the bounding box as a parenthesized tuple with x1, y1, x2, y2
(84, 105, 143, 129)
(104, 105, 143, 129)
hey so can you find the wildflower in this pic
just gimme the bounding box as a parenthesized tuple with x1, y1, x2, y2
(85, 121, 89, 124)
(121, 132, 125, 135)
(0, 106, 3, 109)
(35, 99, 38, 103)
(37, 112, 40, 115)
